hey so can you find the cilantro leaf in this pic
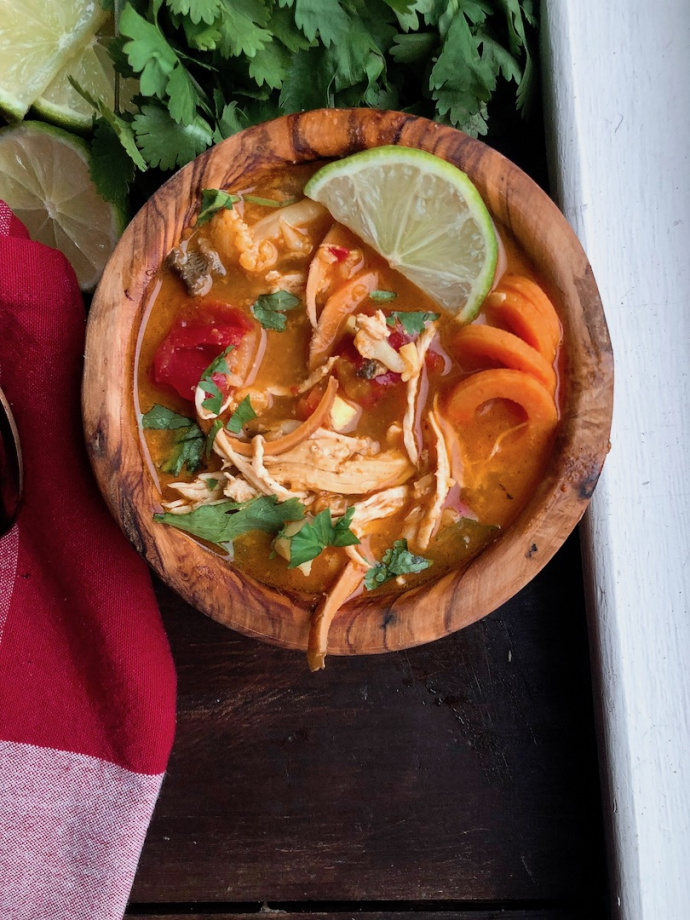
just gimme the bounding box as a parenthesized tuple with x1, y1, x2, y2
(196, 188, 239, 225)
(226, 396, 258, 434)
(370, 289, 397, 302)
(251, 290, 301, 331)
(133, 104, 214, 169)
(167, 0, 222, 26)
(364, 539, 432, 590)
(198, 345, 234, 415)
(385, 310, 439, 335)
(159, 425, 205, 476)
(205, 418, 223, 458)
(154, 495, 306, 545)
(141, 404, 196, 430)
(293, 0, 352, 47)
(89, 118, 136, 209)
(284, 507, 360, 569)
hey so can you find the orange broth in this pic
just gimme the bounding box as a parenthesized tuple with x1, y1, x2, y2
(137, 162, 562, 599)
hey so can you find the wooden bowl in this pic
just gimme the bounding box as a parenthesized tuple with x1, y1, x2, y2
(83, 108, 613, 656)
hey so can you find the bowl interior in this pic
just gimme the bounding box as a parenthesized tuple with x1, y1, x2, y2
(83, 108, 613, 655)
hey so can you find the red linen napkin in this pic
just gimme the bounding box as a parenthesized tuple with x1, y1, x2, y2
(0, 202, 176, 919)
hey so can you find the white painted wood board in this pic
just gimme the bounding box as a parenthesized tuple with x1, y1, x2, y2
(541, 1, 690, 917)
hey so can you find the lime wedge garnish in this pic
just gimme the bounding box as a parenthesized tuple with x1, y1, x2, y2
(0, 122, 125, 290)
(0, 0, 106, 122)
(33, 17, 138, 133)
(304, 146, 498, 322)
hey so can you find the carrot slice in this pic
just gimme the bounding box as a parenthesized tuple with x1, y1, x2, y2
(223, 376, 339, 457)
(451, 324, 557, 394)
(308, 560, 366, 671)
(483, 279, 560, 363)
(445, 368, 558, 428)
(308, 269, 379, 370)
(500, 274, 562, 344)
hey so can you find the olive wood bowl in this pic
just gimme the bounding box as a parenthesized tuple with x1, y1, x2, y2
(83, 108, 613, 657)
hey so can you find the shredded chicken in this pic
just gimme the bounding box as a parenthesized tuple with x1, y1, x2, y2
(162, 473, 226, 512)
(414, 409, 455, 550)
(350, 485, 410, 536)
(402, 323, 438, 466)
(266, 357, 338, 397)
(266, 447, 414, 494)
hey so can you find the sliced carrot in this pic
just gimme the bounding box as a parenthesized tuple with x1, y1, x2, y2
(451, 324, 557, 394)
(223, 376, 338, 457)
(308, 560, 366, 671)
(445, 368, 558, 428)
(500, 274, 562, 344)
(483, 279, 560, 363)
(308, 269, 379, 371)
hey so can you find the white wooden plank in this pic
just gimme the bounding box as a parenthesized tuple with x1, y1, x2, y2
(541, 1, 690, 918)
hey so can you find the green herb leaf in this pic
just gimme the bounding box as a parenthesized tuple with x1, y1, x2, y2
(154, 494, 306, 545)
(133, 104, 214, 170)
(284, 506, 360, 569)
(141, 404, 196, 430)
(226, 395, 258, 434)
(205, 418, 223, 458)
(251, 290, 301, 331)
(197, 188, 239, 225)
(364, 538, 432, 590)
(370, 289, 397, 302)
(159, 425, 205, 476)
(385, 310, 439, 335)
(198, 345, 234, 415)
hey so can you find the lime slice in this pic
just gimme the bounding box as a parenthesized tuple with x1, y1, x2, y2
(304, 146, 498, 322)
(0, 0, 107, 121)
(33, 17, 138, 133)
(0, 122, 124, 291)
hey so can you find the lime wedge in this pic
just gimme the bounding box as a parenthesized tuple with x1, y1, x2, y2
(0, 0, 107, 122)
(0, 122, 124, 291)
(33, 17, 138, 133)
(304, 146, 498, 322)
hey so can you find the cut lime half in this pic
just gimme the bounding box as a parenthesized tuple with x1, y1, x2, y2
(0, 122, 124, 291)
(0, 0, 107, 122)
(304, 146, 498, 322)
(33, 16, 138, 133)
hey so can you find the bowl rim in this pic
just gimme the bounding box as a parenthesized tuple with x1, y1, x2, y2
(83, 107, 614, 656)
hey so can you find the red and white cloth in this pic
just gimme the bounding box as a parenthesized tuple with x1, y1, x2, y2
(0, 202, 177, 919)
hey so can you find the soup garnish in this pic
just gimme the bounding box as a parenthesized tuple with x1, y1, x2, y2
(138, 151, 562, 670)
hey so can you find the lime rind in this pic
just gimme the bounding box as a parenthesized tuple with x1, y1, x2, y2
(304, 145, 498, 322)
(0, 121, 124, 290)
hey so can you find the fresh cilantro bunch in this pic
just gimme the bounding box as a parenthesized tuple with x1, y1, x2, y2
(93, 0, 537, 208)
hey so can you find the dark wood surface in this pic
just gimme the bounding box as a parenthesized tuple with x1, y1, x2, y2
(127, 532, 609, 917)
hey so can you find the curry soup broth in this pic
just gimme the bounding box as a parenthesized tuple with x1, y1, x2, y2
(136, 163, 561, 599)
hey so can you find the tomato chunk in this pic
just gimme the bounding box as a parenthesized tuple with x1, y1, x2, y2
(152, 301, 253, 400)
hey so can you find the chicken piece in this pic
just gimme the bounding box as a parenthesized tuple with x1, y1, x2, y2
(266, 356, 337, 397)
(266, 447, 414, 494)
(265, 269, 306, 295)
(350, 485, 410, 536)
(414, 409, 455, 551)
(213, 429, 304, 501)
(223, 473, 259, 504)
(251, 199, 327, 245)
(305, 224, 364, 327)
(162, 473, 226, 512)
(346, 310, 407, 376)
(402, 323, 437, 466)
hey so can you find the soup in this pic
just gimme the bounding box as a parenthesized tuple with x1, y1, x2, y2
(136, 161, 562, 669)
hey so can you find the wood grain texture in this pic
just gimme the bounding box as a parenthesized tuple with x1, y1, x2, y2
(127, 535, 608, 908)
(83, 108, 613, 657)
(542, 2, 690, 919)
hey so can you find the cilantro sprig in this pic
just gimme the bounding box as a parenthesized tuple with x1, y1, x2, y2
(141, 404, 205, 476)
(364, 539, 432, 590)
(251, 290, 301, 332)
(225, 395, 258, 434)
(281, 507, 360, 569)
(154, 494, 306, 548)
(386, 311, 440, 336)
(88, 2, 537, 208)
(198, 345, 234, 414)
